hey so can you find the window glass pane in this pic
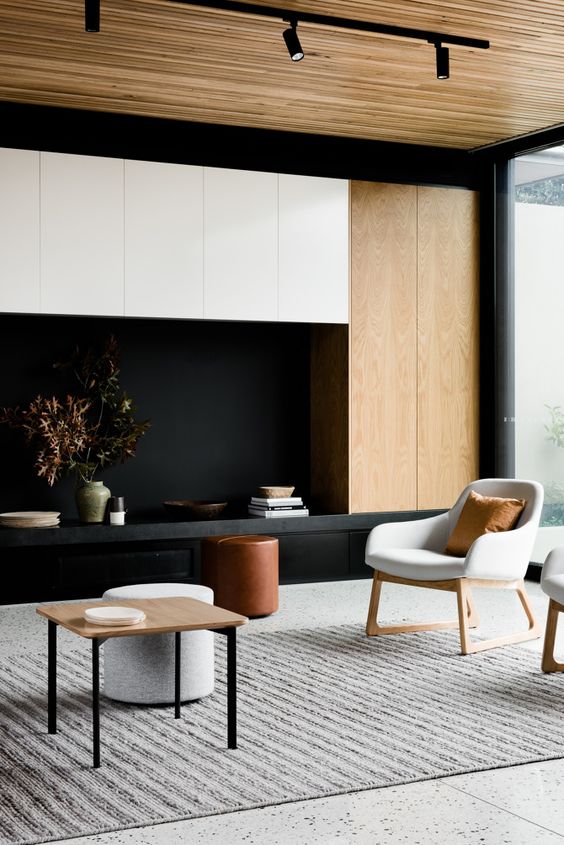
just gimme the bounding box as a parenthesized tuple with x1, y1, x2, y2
(515, 146, 564, 528)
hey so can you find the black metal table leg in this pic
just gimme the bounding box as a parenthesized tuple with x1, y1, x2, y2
(175, 631, 181, 719)
(226, 627, 237, 749)
(48, 620, 57, 735)
(92, 638, 100, 768)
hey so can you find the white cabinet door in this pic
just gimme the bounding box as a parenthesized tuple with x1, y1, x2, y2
(40, 152, 124, 316)
(125, 160, 204, 319)
(204, 167, 278, 321)
(0, 148, 40, 313)
(279, 175, 349, 324)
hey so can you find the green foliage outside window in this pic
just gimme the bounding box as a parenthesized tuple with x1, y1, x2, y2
(545, 405, 564, 449)
(542, 408, 564, 525)
(516, 176, 564, 206)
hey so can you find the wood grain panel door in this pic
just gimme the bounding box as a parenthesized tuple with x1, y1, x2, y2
(417, 187, 479, 510)
(311, 324, 349, 514)
(350, 182, 418, 513)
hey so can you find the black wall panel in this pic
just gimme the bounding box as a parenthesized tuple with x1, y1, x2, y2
(277, 532, 350, 582)
(54, 547, 195, 599)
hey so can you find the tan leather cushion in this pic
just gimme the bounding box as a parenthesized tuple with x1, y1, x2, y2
(444, 490, 526, 557)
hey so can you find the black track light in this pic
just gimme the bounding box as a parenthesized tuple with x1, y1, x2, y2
(283, 20, 304, 62)
(435, 43, 449, 79)
(85, 0, 100, 32)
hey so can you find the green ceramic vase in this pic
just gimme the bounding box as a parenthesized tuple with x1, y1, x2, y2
(75, 480, 111, 524)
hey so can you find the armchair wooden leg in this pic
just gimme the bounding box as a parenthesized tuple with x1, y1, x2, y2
(456, 579, 472, 655)
(365, 571, 383, 636)
(457, 578, 541, 655)
(366, 571, 467, 637)
(366, 572, 540, 654)
(465, 586, 480, 629)
(542, 598, 564, 672)
(455, 581, 484, 651)
(516, 581, 541, 636)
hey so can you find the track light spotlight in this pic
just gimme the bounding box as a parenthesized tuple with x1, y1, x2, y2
(283, 20, 304, 62)
(85, 0, 100, 32)
(435, 43, 449, 79)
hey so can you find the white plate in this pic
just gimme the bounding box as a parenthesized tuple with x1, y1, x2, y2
(0, 521, 59, 529)
(0, 511, 60, 520)
(85, 606, 146, 626)
(1, 522, 60, 528)
(86, 616, 145, 627)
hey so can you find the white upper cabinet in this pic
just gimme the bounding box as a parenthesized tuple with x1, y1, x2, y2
(203, 167, 278, 321)
(0, 147, 351, 325)
(279, 175, 349, 324)
(125, 160, 204, 319)
(40, 152, 124, 316)
(0, 148, 40, 313)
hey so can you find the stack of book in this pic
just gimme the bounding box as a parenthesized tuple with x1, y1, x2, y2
(248, 495, 309, 518)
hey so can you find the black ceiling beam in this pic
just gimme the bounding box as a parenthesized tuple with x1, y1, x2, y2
(169, 0, 490, 50)
(471, 123, 564, 161)
(0, 101, 483, 189)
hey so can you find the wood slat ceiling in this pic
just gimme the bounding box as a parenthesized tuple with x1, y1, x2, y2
(1, 0, 564, 149)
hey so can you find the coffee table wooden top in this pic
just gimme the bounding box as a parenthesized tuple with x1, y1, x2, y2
(37, 597, 248, 639)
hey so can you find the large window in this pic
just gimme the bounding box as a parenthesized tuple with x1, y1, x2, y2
(515, 146, 564, 530)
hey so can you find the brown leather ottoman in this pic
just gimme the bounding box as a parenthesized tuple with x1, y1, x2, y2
(201, 535, 279, 618)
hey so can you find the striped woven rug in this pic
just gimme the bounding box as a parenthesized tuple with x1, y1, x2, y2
(2, 624, 564, 845)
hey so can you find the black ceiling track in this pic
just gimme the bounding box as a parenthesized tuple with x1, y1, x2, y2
(168, 0, 490, 50)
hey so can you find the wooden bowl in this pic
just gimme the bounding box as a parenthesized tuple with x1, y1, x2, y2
(257, 486, 295, 498)
(163, 500, 227, 520)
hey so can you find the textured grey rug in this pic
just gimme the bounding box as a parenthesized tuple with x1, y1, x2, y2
(2, 624, 564, 845)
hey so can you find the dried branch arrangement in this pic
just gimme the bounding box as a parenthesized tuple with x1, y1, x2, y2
(0, 336, 151, 485)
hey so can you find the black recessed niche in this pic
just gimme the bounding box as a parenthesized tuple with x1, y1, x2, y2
(0, 314, 311, 519)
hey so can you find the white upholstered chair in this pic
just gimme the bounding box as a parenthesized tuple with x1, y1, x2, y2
(365, 478, 544, 654)
(541, 546, 564, 672)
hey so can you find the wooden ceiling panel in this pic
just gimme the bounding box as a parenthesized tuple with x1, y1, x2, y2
(1, 0, 564, 148)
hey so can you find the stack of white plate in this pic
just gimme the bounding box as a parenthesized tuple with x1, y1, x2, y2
(84, 606, 146, 626)
(0, 511, 60, 528)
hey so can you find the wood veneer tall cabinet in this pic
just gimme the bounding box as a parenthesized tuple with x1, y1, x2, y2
(349, 181, 480, 513)
(416, 187, 480, 509)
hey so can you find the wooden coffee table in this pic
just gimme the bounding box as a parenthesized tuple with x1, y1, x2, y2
(37, 597, 248, 768)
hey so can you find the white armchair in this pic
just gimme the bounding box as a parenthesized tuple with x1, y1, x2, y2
(365, 478, 544, 655)
(541, 546, 564, 672)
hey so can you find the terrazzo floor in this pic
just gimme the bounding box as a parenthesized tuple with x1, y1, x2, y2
(4, 577, 564, 845)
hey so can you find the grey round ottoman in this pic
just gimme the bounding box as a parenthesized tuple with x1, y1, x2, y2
(102, 582, 214, 705)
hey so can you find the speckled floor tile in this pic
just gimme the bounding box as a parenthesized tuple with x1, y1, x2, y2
(49, 779, 564, 845)
(0, 597, 97, 653)
(443, 757, 564, 835)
